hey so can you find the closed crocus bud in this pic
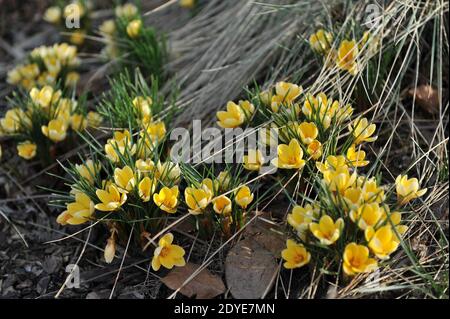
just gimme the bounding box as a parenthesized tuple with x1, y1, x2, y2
(99, 19, 116, 36)
(126, 19, 142, 38)
(243, 149, 264, 171)
(234, 185, 254, 209)
(307, 140, 322, 160)
(70, 114, 88, 131)
(70, 30, 86, 45)
(104, 237, 116, 264)
(179, 0, 195, 9)
(298, 122, 318, 145)
(42, 119, 68, 142)
(309, 29, 333, 54)
(217, 171, 232, 190)
(259, 90, 272, 106)
(337, 40, 359, 76)
(44, 6, 62, 24)
(65, 71, 80, 87)
(17, 141, 37, 160)
(115, 3, 138, 19)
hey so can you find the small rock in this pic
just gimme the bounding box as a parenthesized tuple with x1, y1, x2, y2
(37, 276, 51, 295)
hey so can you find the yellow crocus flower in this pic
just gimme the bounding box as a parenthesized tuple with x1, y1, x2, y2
(272, 139, 306, 170)
(217, 170, 232, 190)
(87, 111, 103, 128)
(158, 161, 181, 183)
(136, 158, 158, 176)
(17, 141, 37, 160)
(133, 96, 152, 122)
(365, 225, 408, 260)
(1, 109, 28, 133)
(99, 19, 116, 36)
(70, 30, 86, 45)
(281, 239, 311, 269)
(95, 184, 127, 211)
(216, 101, 245, 129)
(275, 81, 302, 102)
(64, 2, 85, 18)
(115, 3, 138, 19)
(309, 29, 333, 54)
(213, 195, 232, 215)
(65, 71, 80, 87)
(343, 243, 378, 276)
(114, 165, 136, 193)
(343, 187, 363, 211)
(151, 233, 186, 271)
(44, 6, 62, 24)
(337, 40, 359, 75)
(126, 19, 142, 38)
(309, 215, 344, 245)
(316, 155, 347, 173)
(185, 186, 211, 214)
(307, 139, 322, 160)
(75, 159, 100, 185)
(287, 204, 318, 241)
(105, 130, 136, 162)
(298, 122, 318, 145)
(395, 175, 427, 205)
(348, 117, 377, 145)
(259, 90, 272, 106)
(30, 85, 54, 108)
(143, 121, 166, 141)
(70, 113, 87, 131)
(243, 149, 264, 171)
(41, 119, 68, 142)
(234, 185, 254, 209)
(350, 203, 384, 230)
(238, 100, 255, 117)
(179, 0, 195, 9)
(323, 167, 357, 194)
(153, 186, 179, 213)
(358, 177, 385, 203)
(346, 144, 369, 167)
(138, 176, 156, 202)
(57, 192, 95, 225)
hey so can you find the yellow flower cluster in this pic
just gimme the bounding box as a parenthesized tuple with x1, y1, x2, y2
(0, 85, 102, 160)
(44, 1, 92, 46)
(99, 3, 141, 59)
(216, 100, 255, 128)
(283, 152, 426, 275)
(309, 29, 378, 76)
(7, 43, 80, 89)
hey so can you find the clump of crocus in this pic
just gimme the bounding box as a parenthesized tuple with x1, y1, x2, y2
(44, 1, 93, 46)
(7, 43, 80, 89)
(0, 85, 101, 163)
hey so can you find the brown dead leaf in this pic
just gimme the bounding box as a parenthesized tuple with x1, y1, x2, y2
(243, 211, 287, 257)
(408, 85, 440, 115)
(161, 262, 225, 299)
(225, 238, 278, 299)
